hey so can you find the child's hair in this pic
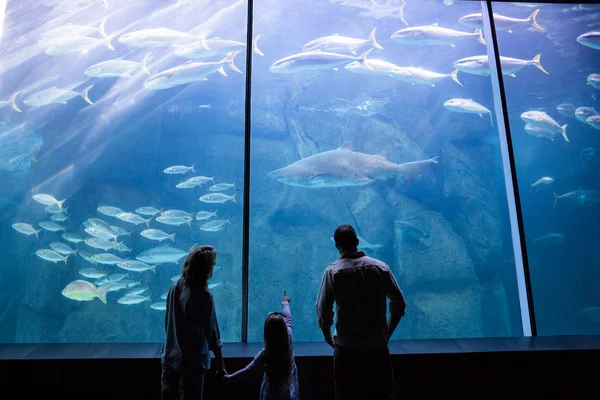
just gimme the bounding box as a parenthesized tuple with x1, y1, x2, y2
(263, 312, 292, 395)
(182, 245, 216, 288)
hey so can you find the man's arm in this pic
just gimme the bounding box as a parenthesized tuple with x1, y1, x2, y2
(316, 269, 335, 348)
(386, 269, 406, 338)
(203, 295, 226, 375)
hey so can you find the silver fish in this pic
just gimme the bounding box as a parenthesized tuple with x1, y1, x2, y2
(84, 53, 152, 78)
(199, 193, 236, 204)
(140, 229, 176, 242)
(556, 103, 577, 118)
(459, 9, 543, 32)
(136, 245, 187, 265)
(23, 85, 94, 107)
(118, 28, 208, 49)
(521, 111, 568, 142)
(444, 98, 493, 126)
(452, 54, 548, 77)
(391, 24, 485, 46)
(91, 253, 128, 265)
(269, 49, 373, 73)
(577, 31, 600, 50)
(12, 223, 41, 238)
(50, 242, 78, 255)
(36, 249, 70, 264)
(199, 219, 231, 232)
(39, 221, 66, 232)
(302, 28, 383, 53)
(97, 206, 124, 217)
(116, 260, 157, 273)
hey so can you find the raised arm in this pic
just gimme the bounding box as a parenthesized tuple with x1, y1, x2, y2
(282, 291, 292, 337)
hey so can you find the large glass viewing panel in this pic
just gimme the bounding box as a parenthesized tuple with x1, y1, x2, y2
(492, 1, 600, 335)
(249, 0, 524, 342)
(0, 0, 246, 343)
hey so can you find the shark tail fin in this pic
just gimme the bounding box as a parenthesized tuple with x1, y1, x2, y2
(252, 33, 264, 56)
(369, 27, 383, 50)
(474, 29, 486, 45)
(9, 90, 22, 112)
(532, 54, 548, 75)
(561, 124, 569, 143)
(450, 69, 462, 86)
(528, 9, 544, 31)
(80, 85, 94, 105)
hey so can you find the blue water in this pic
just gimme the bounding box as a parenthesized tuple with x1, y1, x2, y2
(0, 0, 597, 345)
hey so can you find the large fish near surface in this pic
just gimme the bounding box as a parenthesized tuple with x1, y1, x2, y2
(136, 245, 187, 264)
(84, 53, 152, 78)
(554, 189, 600, 207)
(521, 111, 568, 142)
(452, 54, 548, 77)
(143, 52, 241, 90)
(577, 31, 600, 50)
(118, 28, 209, 49)
(23, 85, 94, 107)
(459, 9, 543, 32)
(390, 24, 485, 46)
(443, 98, 493, 126)
(269, 49, 372, 73)
(267, 142, 439, 188)
(345, 59, 400, 76)
(174, 34, 264, 59)
(302, 28, 383, 53)
(388, 67, 462, 87)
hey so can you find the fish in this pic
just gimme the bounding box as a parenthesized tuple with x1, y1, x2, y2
(209, 183, 235, 191)
(443, 98, 493, 126)
(396, 220, 431, 240)
(32, 194, 66, 210)
(115, 242, 132, 253)
(268, 142, 439, 188)
(556, 103, 577, 118)
(136, 245, 187, 265)
(199, 219, 231, 232)
(195, 210, 218, 220)
(36, 249, 70, 264)
(140, 229, 176, 242)
(109, 273, 130, 282)
(116, 260, 157, 273)
(50, 242, 78, 255)
(577, 31, 600, 50)
(175, 37, 245, 59)
(586, 115, 600, 130)
(45, 35, 115, 56)
(111, 226, 132, 238)
(532, 232, 564, 246)
(12, 223, 41, 238)
(452, 54, 548, 77)
(554, 189, 600, 207)
(85, 226, 118, 241)
(390, 24, 485, 46)
(143, 52, 241, 90)
(163, 164, 195, 174)
(8, 148, 37, 170)
(150, 302, 166, 311)
(302, 28, 383, 53)
(79, 251, 98, 265)
(185, 176, 214, 186)
(84, 53, 152, 78)
(176, 181, 197, 189)
(269, 49, 373, 73)
(116, 212, 152, 227)
(160, 292, 168, 300)
(50, 213, 69, 222)
(78, 268, 107, 279)
(136, 207, 163, 216)
(62, 280, 110, 304)
(97, 206, 124, 217)
(45, 203, 68, 214)
(580, 147, 596, 163)
(39, 16, 108, 45)
(521, 111, 568, 142)
(117, 294, 152, 305)
(531, 177, 554, 189)
(344, 59, 401, 76)
(129, 287, 149, 296)
(91, 253, 128, 265)
(388, 67, 461, 87)
(459, 9, 543, 32)
(0, 91, 22, 112)
(88, 218, 112, 231)
(524, 125, 561, 141)
(587, 73, 600, 89)
(161, 210, 193, 219)
(39, 221, 66, 232)
(208, 281, 226, 290)
(574, 107, 599, 123)
(155, 216, 192, 227)
(118, 28, 209, 49)
(23, 85, 94, 107)
(199, 193, 236, 204)
(84, 237, 119, 251)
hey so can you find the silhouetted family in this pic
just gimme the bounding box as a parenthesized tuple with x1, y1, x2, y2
(161, 224, 406, 400)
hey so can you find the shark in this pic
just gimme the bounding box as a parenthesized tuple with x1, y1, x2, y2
(267, 142, 440, 188)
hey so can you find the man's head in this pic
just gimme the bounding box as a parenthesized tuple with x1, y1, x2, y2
(333, 224, 359, 254)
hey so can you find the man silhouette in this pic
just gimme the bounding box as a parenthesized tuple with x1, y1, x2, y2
(316, 224, 405, 400)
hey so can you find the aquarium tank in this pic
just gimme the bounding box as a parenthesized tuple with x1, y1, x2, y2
(0, 0, 598, 345)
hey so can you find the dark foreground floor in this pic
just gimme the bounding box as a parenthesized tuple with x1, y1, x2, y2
(1, 336, 599, 399)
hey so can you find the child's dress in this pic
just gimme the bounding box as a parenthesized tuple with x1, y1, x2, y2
(224, 300, 299, 400)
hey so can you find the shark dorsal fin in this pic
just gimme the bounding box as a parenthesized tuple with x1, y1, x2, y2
(340, 142, 354, 151)
(377, 150, 389, 159)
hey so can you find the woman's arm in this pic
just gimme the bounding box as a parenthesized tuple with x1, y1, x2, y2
(222, 351, 264, 383)
(282, 291, 292, 337)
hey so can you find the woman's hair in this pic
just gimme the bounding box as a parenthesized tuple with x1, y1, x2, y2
(263, 312, 292, 395)
(182, 245, 216, 288)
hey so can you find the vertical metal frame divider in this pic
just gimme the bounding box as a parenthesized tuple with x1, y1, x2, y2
(481, 0, 536, 336)
(241, 0, 255, 343)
